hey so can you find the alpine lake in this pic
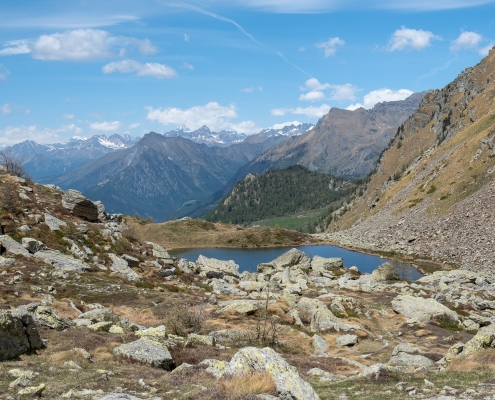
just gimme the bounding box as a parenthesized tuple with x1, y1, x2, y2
(170, 244, 423, 281)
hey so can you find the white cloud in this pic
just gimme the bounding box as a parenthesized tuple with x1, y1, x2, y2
(451, 31, 483, 50)
(302, 78, 331, 91)
(128, 122, 140, 129)
(90, 121, 121, 131)
(181, 62, 194, 70)
(387, 26, 441, 51)
(346, 88, 414, 110)
(184, 34, 190, 42)
(479, 43, 495, 56)
(315, 37, 344, 57)
(62, 113, 74, 119)
(0, 124, 82, 146)
(299, 91, 325, 102)
(0, 63, 9, 80)
(271, 104, 330, 118)
(102, 59, 177, 79)
(241, 86, 263, 93)
(229, 120, 260, 134)
(1, 104, 12, 115)
(0, 29, 158, 61)
(329, 83, 359, 101)
(271, 121, 302, 129)
(146, 102, 248, 132)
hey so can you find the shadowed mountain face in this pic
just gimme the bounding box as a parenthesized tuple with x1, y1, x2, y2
(50, 132, 294, 221)
(231, 92, 426, 183)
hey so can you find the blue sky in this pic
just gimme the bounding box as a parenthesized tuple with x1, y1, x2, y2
(0, 0, 494, 146)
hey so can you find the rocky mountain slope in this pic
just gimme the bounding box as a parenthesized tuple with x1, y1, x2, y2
(2, 168, 495, 399)
(4, 134, 139, 181)
(324, 47, 495, 278)
(50, 132, 291, 221)
(230, 93, 425, 183)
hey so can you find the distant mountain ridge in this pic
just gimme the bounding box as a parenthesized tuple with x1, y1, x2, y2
(231, 92, 426, 183)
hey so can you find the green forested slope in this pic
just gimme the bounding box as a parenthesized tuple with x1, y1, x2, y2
(204, 165, 356, 225)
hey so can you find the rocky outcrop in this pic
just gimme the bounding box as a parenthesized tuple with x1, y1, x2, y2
(113, 338, 175, 370)
(108, 254, 142, 281)
(371, 262, 400, 282)
(44, 213, 67, 231)
(62, 189, 99, 222)
(34, 250, 92, 273)
(0, 310, 44, 360)
(224, 347, 320, 400)
(0, 234, 30, 256)
(196, 255, 240, 278)
(391, 295, 459, 324)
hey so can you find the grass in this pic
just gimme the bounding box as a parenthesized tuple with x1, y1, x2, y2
(252, 209, 324, 233)
(218, 372, 276, 397)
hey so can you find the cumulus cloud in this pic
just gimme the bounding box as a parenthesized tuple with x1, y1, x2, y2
(1, 104, 12, 115)
(299, 91, 325, 102)
(450, 31, 493, 56)
(346, 88, 414, 110)
(62, 113, 74, 119)
(271, 104, 331, 118)
(0, 63, 9, 80)
(102, 59, 177, 79)
(315, 37, 344, 57)
(146, 102, 258, 133)
(241, 86, 263, 93)
(90, 121, 121, 131)
(0, 124, 82, 146)
(479, 43, 495, 56)
(1, 103, 30, 115)
(387, 27, 441, 51)
(181, 62, 194, 70)
(0, 29, 157, 61)
(299, 79, 359, 102)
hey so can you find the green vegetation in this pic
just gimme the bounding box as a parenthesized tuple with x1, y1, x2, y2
(204, 165, 357, 228)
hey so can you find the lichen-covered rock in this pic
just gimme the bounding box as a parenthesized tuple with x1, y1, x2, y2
(17, 383, 46, 397)
(187, 333, 216, 347)
(306, 368, 337, 382)
(21, 237, 47, 254)
(34, 305, 72, 331)
(144, 241, 171, 259)
(88, 321, 113, 332)
(239, 281, 267, 292)
(199, 359, 229, 378)
(196, 255, 240, 278)
(388, 343, 434, 369)
(224, 346, 320, 400)
(458, 324, 495, 357)
(136, 325, 167, 340)
(391, 295, 459, 324)
(211, 280, 247, 296)
(371, 262, 400, 282)
(108, 253, 141, 281)
(259, 248, 311, 274)
(358, 363, 394, 380)
(336, 334, 359, 347)
(77, 307, 119, 324)
(62, 189, 99, 221)
(218, 300, 265, 314)
(312, 334, 328, 356)
(34, 250, 92, 273)
(0, 311, 44, 361)
(438, 342, 464, 369)
(0, 234, 30, 256)
(44, 213, 67, 231)
(113, 338, 175, 370)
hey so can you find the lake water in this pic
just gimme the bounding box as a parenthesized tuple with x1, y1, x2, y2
(170, 245, 423, 281)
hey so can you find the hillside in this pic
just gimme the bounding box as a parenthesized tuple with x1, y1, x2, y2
(228, 93, 425, 186)
(50, 132, 292, 222)
(2, 167, 495, 399)
(204, 165, 357, 228)
(324, 46, 495, 277)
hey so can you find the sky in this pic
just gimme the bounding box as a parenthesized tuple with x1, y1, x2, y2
(0, 0, 494, 146)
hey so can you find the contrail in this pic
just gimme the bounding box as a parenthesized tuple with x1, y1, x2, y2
(171, 2, 313, 78)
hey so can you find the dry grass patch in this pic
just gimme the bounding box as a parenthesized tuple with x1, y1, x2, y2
(114, 305, 161, 326)
(448, 348, 495, 371)
(218, 372, 277, 397)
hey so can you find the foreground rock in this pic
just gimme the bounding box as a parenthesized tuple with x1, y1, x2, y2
(223, 347, 320, 400)
(391, 294, 459, 324)
(34, 250, 92, 273)
(113, 338, 175, 370)
(0, 310, 44, 360)
(196, 255, 240, 278)
(62, 189, 99, 222)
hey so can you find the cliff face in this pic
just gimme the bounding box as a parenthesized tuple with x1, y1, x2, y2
(328, 47, 495, 276)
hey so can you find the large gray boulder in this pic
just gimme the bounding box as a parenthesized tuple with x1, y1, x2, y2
(258, 248, 311, 273)
(391, 295, 459, 324)
(336, 334, 359, 347)
(144, 241, 171, 259)
(34, 250, 92, 273)
(217, 300, 264, 314)
(223, 346, 320, 400)
(21, 238, 47, 254)
(298, 297, 357, 333)
(388, 343, 434, 369)
(371, 262, 400, 282)
(0, 310, 44, 360)
(62, 189, 99, 222)
(311, 256, 343, 272)
(44, 213, 67, 231)
(108, 254, 142, 281)
(0, 235, 30, 256)
(458, 324, 495, 358)
(77, 307, 119, 324)
(196, 255, 239, 278)
(113, 338, 175, 370)
(16, 303, 72, 331)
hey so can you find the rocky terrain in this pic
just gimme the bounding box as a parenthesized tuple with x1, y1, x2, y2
(2, 169, 495, 399)
(324, 47, 495, 281)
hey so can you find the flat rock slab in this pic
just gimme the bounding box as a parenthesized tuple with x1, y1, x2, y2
(44, 213, 67, 231)
(392, 294, 459, 324)
(0, 235, 30, 256)
(108, 254, 141, 281)
(196, 255, 239, 278)
(113, 338, 175, 370)
(336, 334, 359, 347)
(34, 250, 92, 273)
